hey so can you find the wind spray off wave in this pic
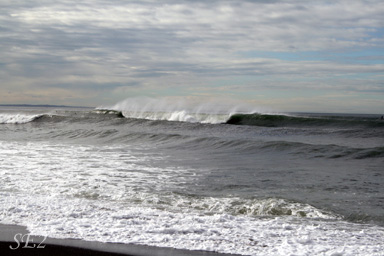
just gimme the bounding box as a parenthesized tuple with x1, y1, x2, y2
(97, 97, 255, 124)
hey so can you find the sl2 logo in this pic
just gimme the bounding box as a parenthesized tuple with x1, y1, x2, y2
(9, 233, 47, 250)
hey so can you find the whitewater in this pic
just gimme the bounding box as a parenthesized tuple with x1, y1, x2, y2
(1, 102, 384, 256)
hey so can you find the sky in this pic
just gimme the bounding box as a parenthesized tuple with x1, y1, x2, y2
(1, 0, 384, 113)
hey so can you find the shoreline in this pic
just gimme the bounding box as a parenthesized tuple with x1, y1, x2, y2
(0, 224, 241, 256)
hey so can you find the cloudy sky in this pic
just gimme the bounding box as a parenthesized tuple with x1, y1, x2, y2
(1, 0, 384, 113)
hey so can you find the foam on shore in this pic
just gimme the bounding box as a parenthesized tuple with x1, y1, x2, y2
(0, 224, 238, 256)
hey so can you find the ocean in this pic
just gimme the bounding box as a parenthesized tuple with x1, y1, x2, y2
(1, 103, 384, 255)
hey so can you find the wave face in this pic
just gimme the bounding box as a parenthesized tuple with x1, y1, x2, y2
(226, 113, 384, 128)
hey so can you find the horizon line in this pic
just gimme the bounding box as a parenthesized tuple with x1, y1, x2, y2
(0, 104, 94, 108)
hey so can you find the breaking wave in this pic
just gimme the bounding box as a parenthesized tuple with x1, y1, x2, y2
(0, 113, 45, 124)
(96, 97, 251, 124)
(94, 108, 232, 124)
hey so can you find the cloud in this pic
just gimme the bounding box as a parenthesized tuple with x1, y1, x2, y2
(1, 0, 383, 112)
(8, 1, 384, 53)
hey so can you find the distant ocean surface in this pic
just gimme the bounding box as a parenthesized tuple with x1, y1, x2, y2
(1, 104, 384, 255)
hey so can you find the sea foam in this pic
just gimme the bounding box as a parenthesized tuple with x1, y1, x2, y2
(2, 193, 384, 256)
(1, 140, 384, 255)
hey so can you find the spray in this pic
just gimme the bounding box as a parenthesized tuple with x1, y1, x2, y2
(97, 97, 258, 124)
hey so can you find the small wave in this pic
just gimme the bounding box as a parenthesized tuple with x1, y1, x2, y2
(259, 141, 384, 160)
(226, 113, 384, 128)
(102, 190, 338, 219)
(182, 196, 339, 219)
(353, 147, 384, 159)
(0, 113, 45, 124)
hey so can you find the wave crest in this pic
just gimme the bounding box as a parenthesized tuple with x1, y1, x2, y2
(96, 97, 249, 124)
(0, 113, 45, 124)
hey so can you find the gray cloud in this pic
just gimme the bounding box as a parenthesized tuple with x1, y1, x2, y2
(1, 0, 383, 111)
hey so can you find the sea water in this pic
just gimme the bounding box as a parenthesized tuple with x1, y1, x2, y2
(0, 103, 384, 255)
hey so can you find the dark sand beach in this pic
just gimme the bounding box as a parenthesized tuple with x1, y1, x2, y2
(0, 224, 239, 256)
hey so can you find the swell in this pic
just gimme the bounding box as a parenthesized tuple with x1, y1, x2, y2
(175, 138, 384, 160)
(27, 125, 384, 160)
(226, 113, 384, 128)
(5, 109, 383, 130)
